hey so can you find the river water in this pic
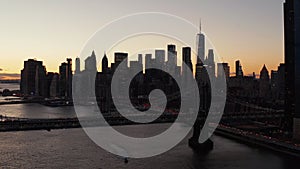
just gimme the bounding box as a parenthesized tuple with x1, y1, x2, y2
(0, 124, 298, 169)
(0, 103, 76, 119)
(0, 83, 19, 91)
(0, 83, 298, 168)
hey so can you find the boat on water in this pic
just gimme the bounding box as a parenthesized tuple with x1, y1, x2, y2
(44, 99, 73, 107)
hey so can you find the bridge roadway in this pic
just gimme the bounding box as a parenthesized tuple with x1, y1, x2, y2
(0, 110, 285, 132)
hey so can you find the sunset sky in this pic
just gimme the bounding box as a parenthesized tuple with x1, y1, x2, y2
(0, 0, 285, 79)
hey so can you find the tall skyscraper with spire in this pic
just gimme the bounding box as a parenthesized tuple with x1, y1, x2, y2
(197, 20, 205, 64)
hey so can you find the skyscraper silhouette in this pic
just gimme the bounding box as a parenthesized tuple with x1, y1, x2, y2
(217, 63, 230, 80)
(20, 59, 47, 97)
(102, 53, 109, 73)
(284, 0, 300, 139)
(182, 47, 193, 72)
(85, 51, 97, 72)
(59, 58, 72, 98)
(206, 49, 216, 78)
(197, 20, 205, 64)
(235, 60, 244, 78)
(155, 50, 166, 69)
(259, 65, 270, 99)
(75, 57, 80, 74)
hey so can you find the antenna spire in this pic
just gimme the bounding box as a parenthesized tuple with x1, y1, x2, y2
(199, 18, 202, 33)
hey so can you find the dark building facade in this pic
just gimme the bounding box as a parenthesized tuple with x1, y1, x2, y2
(75, 57, 81, 74)
(235, 60, 244, 78)
(182, 47, 193, 72)
(20, 59, 47, 97)
(205, 49, 216, 79)
(46, 72, 59, 98)
(259, 65, 270, 99)
(284, 0, 300, 139)
(197, 22, 205, 63)
(217, 63, 230, 80)
(59, 58, 72, 99)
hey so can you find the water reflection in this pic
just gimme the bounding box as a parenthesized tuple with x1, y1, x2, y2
(0, 103, 76, 119)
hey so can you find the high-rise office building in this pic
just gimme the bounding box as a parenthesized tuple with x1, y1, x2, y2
(59, 58, 72, 98)
(167, 44, 177, 66)
(20, 59, 47, 97)
(155, 50, 165, 69)
(138, 54, 143, 66)
(217, 63, 230, 79)
(59, 62, 68, 97)
(67, 58, 72, 98)
(113, 52, 128, 70)
(259, 65, 270, 99)
(85, 51, 97, 72)
(102, 53, 109, 73)
(206, 49, 216, 78)
(182, 47, 193, 73)
(235, 60, 244, 78)
(145, 54, 152, 70)
(81, 51, 98, 99)
(166, 44, 177, 76)
(284, 0, 300, 139)
(115, 52, 128, 64)
(112, 52, 128, 94)
(46, 72, 59, 98)
(197, 21, 205, 64)
(277, 64, 286, 100)
(75, 57, 80, 74)
(182, 47, 193, 89)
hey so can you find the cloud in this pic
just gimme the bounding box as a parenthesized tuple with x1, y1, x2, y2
(0, 73, 20, 80)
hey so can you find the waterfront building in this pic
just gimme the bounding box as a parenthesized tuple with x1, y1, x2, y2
(59, 58, 72, 99)
(47, 72, 59, 98)
(20, 59, 47, 97)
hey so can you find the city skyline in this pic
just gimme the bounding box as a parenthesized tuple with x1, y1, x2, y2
(2, 1, 300, 166)
(0, 0, 285, 78)
(15, 46, 280, 80)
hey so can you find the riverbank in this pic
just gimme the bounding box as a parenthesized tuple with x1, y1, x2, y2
(215, 126, 300, 157)
(0, 115, 177, 132)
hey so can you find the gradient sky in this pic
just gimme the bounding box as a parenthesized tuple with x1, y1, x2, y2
(0, 0, 285, 78)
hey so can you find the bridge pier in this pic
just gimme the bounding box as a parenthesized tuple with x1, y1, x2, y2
(188, 120, 214, 152)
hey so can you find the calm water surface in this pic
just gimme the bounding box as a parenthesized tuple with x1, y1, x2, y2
(0, 103, 76, 119)
(0, 83, 19, 91)
(0, 124, 298, 169)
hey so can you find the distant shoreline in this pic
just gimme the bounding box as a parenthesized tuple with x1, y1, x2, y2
(215, 127, 300, 158)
